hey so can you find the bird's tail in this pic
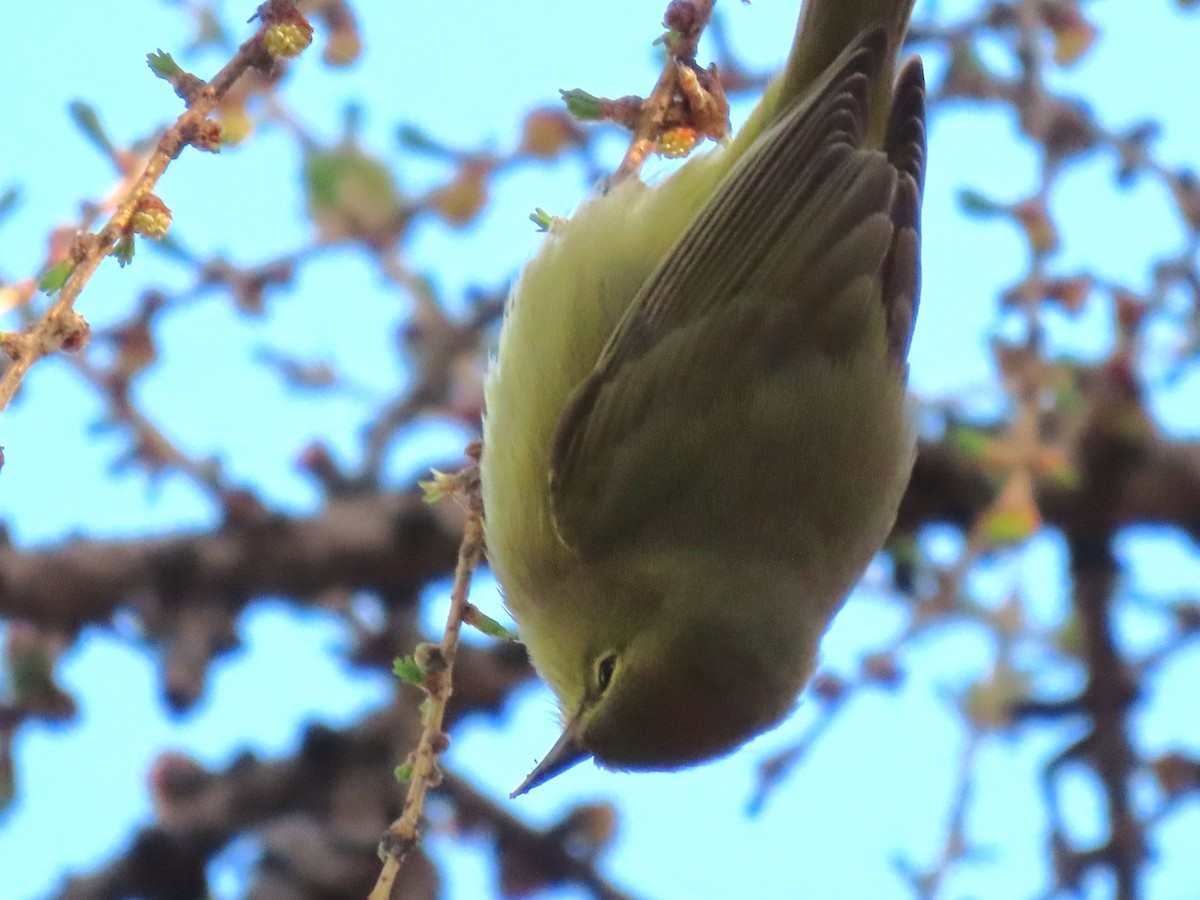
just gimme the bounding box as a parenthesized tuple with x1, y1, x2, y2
(748, 0, 916, 149)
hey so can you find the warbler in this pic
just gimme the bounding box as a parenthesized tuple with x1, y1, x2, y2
(481, 0, 925, 796)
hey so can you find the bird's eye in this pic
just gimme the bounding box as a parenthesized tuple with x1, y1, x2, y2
(595, 653, 618, 692)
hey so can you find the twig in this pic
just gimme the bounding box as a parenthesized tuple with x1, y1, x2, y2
(612, 0, 723, 181)
(370, 453, 485, 899)
(908, 727, 986, 899)
(0, 0, 309, 415)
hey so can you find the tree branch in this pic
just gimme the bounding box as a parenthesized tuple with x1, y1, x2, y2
(5, 430, 1199, 631)
(0, 491, 463, 626)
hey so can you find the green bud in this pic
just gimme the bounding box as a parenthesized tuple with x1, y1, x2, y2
(393, 655, 426, 686)
(559, 89, 605, 121)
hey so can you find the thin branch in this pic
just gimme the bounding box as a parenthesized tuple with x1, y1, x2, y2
(0, 0, 309, 415)
(612, 0, 724, 181)
(908, 728, 986, 899)
(371, 452, 485, 898)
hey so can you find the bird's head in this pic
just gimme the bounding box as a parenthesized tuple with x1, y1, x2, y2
(511, 609, 809, 796)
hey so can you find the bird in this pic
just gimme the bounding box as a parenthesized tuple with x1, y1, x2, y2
(480, 0, 926, 796)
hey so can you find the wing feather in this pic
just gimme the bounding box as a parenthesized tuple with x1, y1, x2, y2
(550, 30, 926, 564)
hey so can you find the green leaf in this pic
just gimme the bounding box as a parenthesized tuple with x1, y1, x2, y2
(113, 235, 136, 267)
(981, 507, 1039, 546)
(0, 186, 20, 224)
(146, 49, 182, 81)
(464, 605, 519, 642)
(148, 232, 198, 264)
(559, 89, 605, 121)
(393, 655, 426, 686)
(1043, 461, 1082, 490)
(418, 468, 457, 504)
(303, 147, 402, 218)
(529, 207, 554, 232)
(68, 101, 116, 157)
(950, 426, 992, 460)
(885, 531, 918, 564)
(396, 123, 448, 156)
(958, 188, 1004, 217)
(38, 261, 73, 294)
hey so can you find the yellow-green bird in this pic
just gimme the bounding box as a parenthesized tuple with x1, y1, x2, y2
(482, 0, 925, 796)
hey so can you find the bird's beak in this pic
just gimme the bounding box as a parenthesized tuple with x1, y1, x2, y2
(510, 723, 591, 798)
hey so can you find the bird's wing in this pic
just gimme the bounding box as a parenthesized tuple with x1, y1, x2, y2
(549, 31, 927, 563)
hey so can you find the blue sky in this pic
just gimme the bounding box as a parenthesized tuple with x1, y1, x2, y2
(1, 1, 1198, 898)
